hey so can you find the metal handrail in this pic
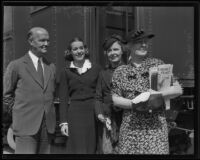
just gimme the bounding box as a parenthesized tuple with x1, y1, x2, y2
(168, 122, 194, 134)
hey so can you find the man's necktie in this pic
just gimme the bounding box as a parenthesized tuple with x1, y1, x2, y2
(38, 59, 44, 87)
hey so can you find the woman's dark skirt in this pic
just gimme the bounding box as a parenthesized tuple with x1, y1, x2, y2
(66, 98, 96, 154)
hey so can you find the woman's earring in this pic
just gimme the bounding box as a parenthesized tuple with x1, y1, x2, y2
(85, 48, 89, 55)
(64, 50, 71, 58)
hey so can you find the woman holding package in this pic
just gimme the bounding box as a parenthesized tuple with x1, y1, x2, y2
(111, 30, 183, 154)
(58, 37, 101, 154)
(95, 34, 127, 154)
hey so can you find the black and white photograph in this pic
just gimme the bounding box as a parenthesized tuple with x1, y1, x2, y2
(2, 1, 199, 159)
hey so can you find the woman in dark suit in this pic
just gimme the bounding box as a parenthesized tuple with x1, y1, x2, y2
(58, 37, 101, 154)
(95, 34, 127, 154)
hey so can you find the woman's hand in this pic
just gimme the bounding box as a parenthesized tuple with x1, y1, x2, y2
(98, 114, 112, 130)
(149, 80, 183, 99)
(132, 92, 150, 104)
(60, 123, 69, 136)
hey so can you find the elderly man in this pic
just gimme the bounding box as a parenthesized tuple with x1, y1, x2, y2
(3, 27, 56, 154)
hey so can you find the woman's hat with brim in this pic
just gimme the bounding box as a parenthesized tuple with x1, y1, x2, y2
(126, 30, 155, 43)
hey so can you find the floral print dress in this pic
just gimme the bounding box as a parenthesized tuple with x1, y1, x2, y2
(111, 57, 169, 154)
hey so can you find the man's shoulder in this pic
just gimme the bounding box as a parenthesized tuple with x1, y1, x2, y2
(7, 55, 26, 67)
(42, 57, 55, 69)
(49, 62, 55, 67)
(4, 55, 27, 74)
(48, 62, 56, 73)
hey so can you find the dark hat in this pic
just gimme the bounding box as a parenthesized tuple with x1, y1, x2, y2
(103, 34, 127, 51)
(126, 30, 155, 43)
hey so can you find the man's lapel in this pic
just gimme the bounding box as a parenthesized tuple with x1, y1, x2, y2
(43, 61, 51, 91)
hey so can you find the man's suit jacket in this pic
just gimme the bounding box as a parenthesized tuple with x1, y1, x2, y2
(3, 53, 56, 136)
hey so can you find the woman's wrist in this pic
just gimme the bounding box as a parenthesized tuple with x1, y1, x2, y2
(131, 100, 137, 110)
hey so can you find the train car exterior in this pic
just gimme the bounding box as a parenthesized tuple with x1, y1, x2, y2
(3, 6, 195, 154)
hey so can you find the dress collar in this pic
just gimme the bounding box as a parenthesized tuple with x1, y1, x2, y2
(129, 56, 150, 68)
(69, 59, 92, 74)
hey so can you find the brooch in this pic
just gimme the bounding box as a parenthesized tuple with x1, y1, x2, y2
(141, 72, 149, 78)
(127, 74, 137, 81)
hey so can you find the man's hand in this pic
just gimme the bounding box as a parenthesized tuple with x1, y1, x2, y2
(97, 114, 106, 123)
(60, 123, 69, 136)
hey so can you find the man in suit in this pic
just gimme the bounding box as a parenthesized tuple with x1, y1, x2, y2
(3, 27, 56, 154)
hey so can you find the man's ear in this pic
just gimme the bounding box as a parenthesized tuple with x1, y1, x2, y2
(28, 37, 33, 45)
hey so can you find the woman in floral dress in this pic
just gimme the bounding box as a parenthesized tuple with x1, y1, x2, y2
(111, 30, 183, 154)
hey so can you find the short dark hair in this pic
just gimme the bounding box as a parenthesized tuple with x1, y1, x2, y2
(64, 37, 89, 61)
(103, 34, 127, 51)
